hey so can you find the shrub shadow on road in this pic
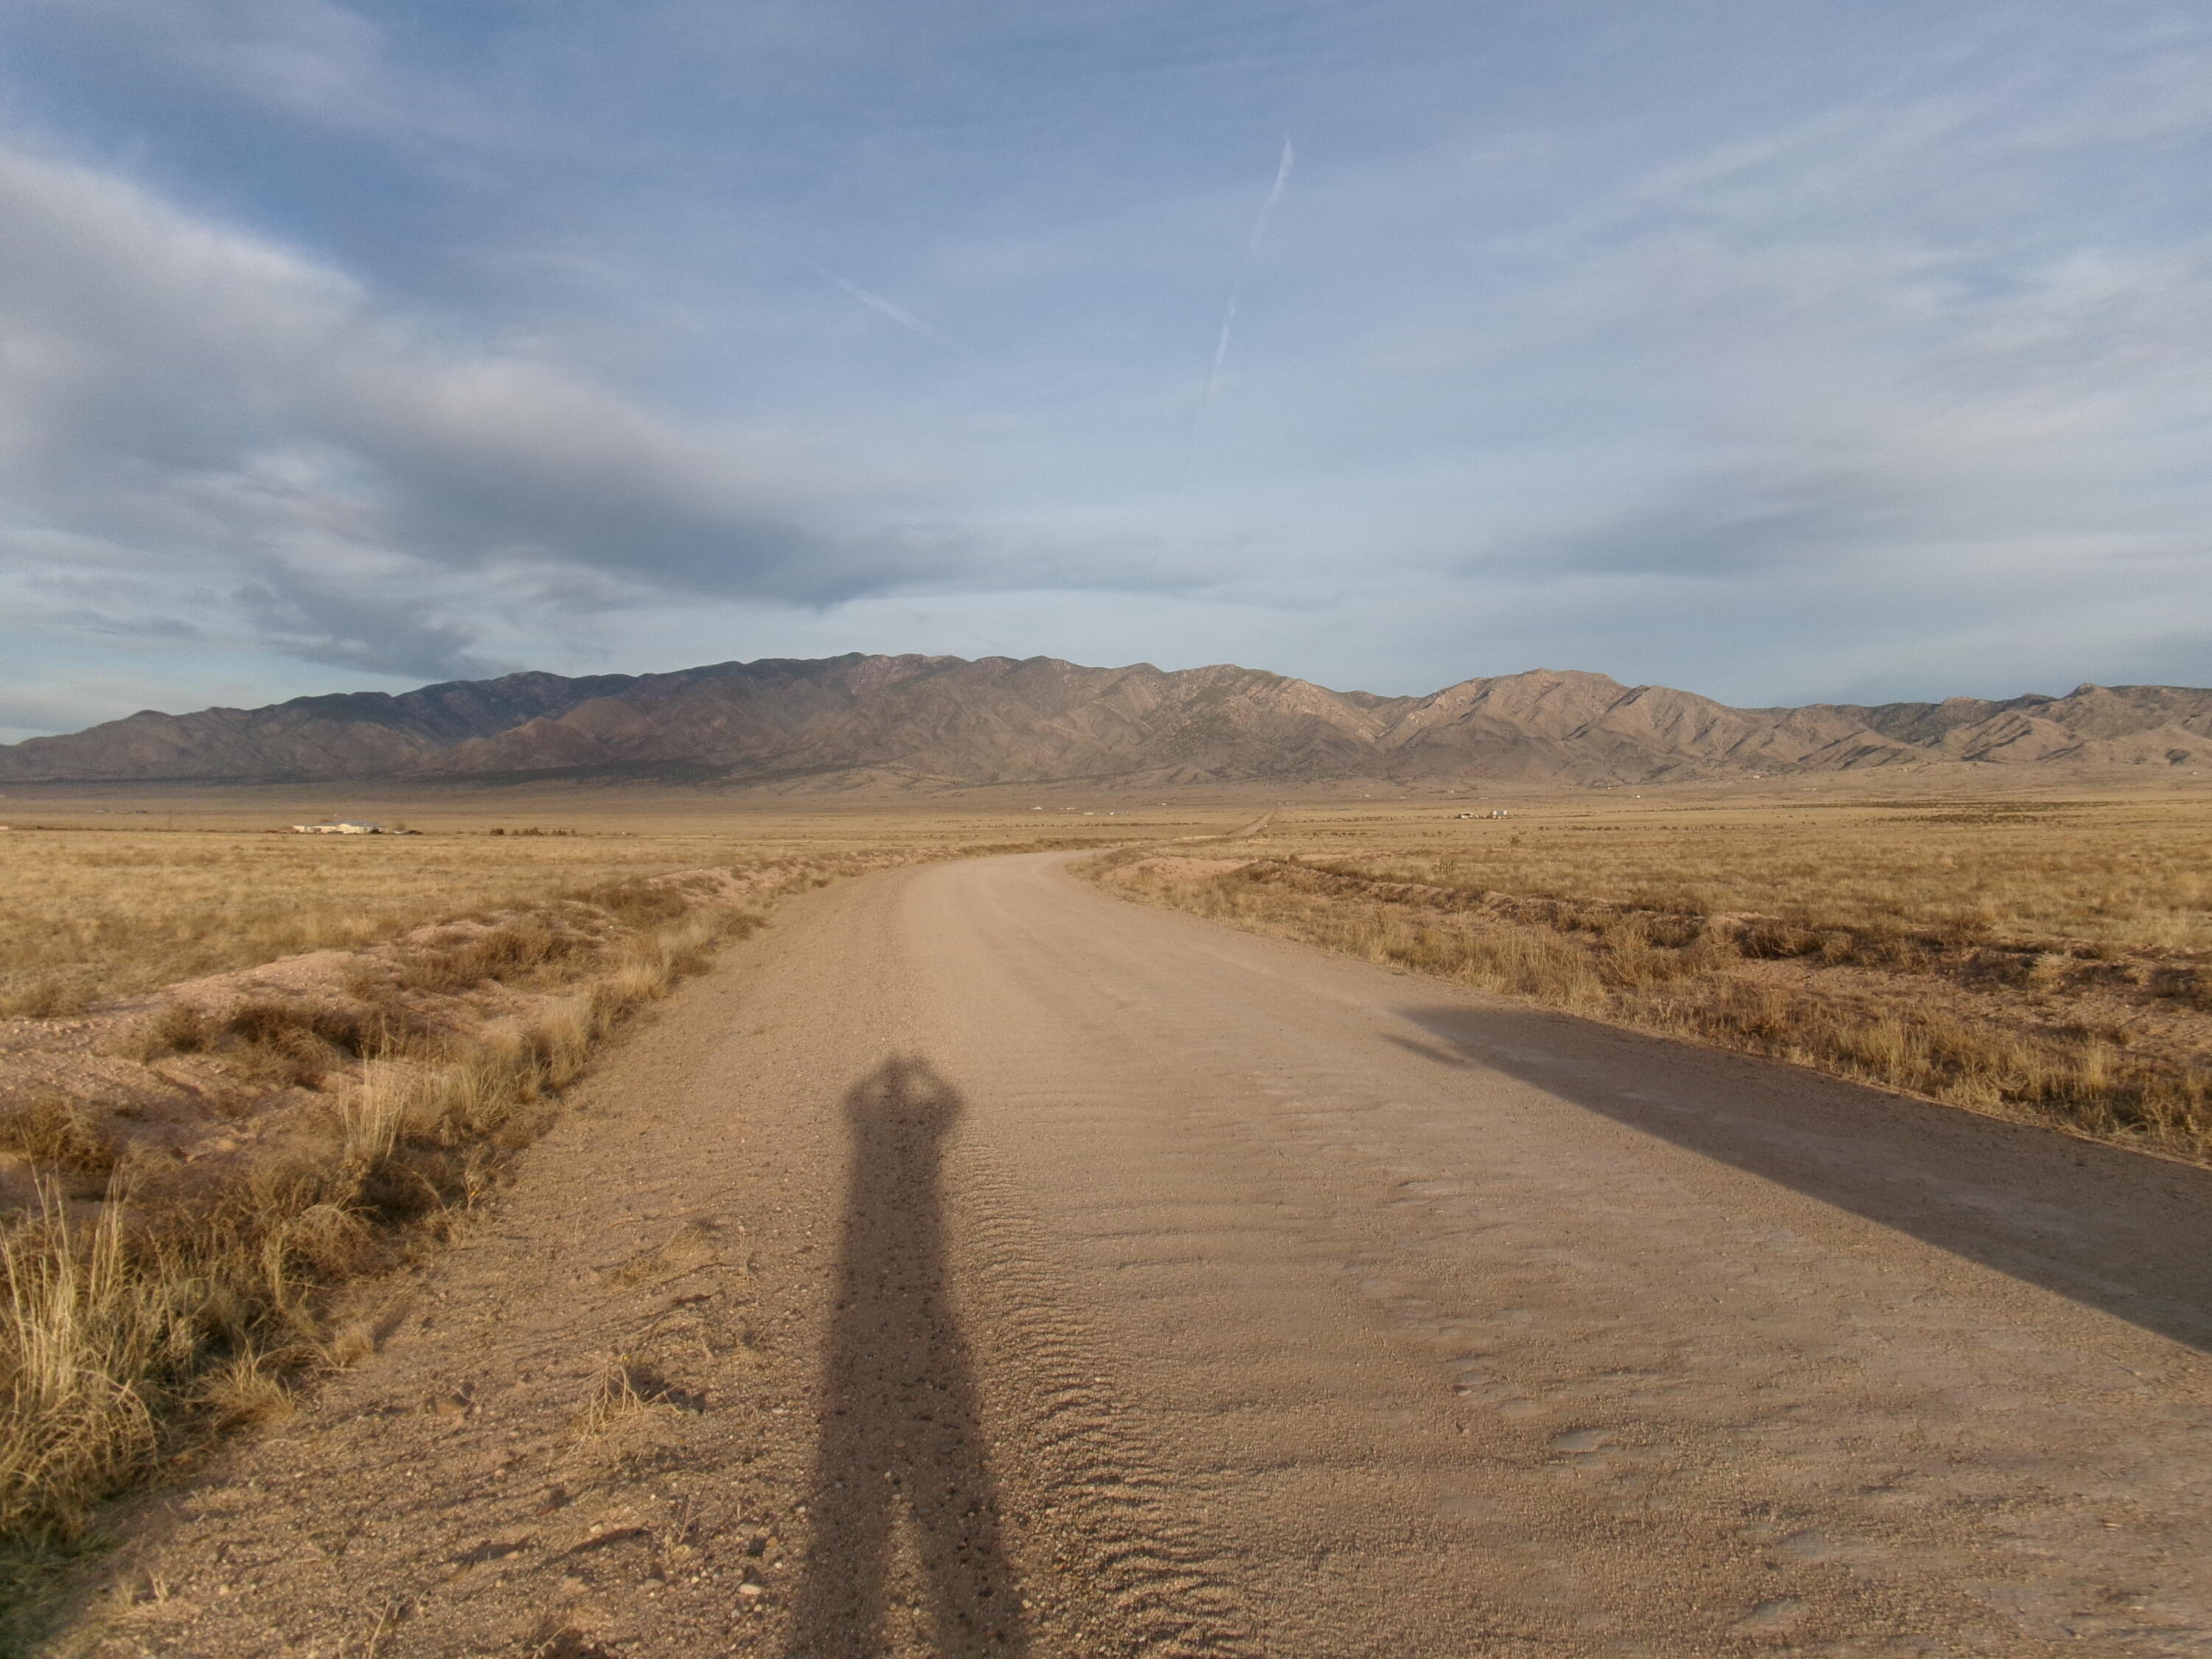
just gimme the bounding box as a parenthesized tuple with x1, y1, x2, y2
(1389, 1006, 2212, 1354)
(785, 1056, 1029, 1657)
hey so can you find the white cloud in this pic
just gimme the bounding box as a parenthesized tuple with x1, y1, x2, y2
(0, 143, 1099, 678)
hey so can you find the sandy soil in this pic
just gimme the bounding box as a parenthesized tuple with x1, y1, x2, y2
(57, 852, 2212, 1657)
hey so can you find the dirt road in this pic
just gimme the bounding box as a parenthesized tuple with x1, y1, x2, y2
(74, 853, 2212, 1657)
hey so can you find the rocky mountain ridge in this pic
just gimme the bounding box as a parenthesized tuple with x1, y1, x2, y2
(2, 654, 2207, 787)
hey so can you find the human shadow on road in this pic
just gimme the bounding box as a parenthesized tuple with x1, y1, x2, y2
(1391, 1005, 2212, 1354)
(785, 1057, 1029, 1657)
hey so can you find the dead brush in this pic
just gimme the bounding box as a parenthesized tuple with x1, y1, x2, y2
(562, 878, 692, 928)
(0, 998, 689, 1552)
(0, 1096, 118, 1176)
(574, 1355, 652, 1439)
(0, 1191, 161, 1545)
(1, 1040, 573, 1548)
(0, 975, 100, 1023)
(0, 1166, 386, 1551)
(2150, 964, 2212, 1012)
(194, 1346, 296, 1433)
(136, 1001, 212, 1056)
(121, 996, 422, 1091)
(337, 1068, 407, 1170)
(572, 1354, 698, 1444)
(213, 1002, 356, 1090)
(395, 921, 594, 995)
(224, 998, 390, 1059)
(1592, 919, 1693, 991)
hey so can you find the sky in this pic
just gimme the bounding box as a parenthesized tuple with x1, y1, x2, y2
(1, 0, 2209, 740)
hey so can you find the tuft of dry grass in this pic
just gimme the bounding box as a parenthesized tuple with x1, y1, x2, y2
(571, 1352, 700, 1461)
(195, 1348, 298, 1434)
(138, 1003, 212, 1056)
(0, 1098, 118, 1177)
(392, 922, 594, 995)
(115, 995, 431, 1097)
(0, 1194, 159, 1545)
(574, 1355, 653, 1440)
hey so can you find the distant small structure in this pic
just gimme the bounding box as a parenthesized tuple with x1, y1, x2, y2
(291, 819, 383, 835)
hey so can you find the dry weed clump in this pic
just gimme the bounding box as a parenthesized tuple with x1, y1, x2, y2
(574, 1354, 653, 1439)
(0, 1200, 159, 1546)
(114, 996, 431, 1099)
(0, 1099, 119, 1178)
(391, 921, 594, 995)
(1096, 803, 2212, 1165)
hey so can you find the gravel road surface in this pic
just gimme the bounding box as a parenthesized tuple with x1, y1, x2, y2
(75, 852, 2212, 1658)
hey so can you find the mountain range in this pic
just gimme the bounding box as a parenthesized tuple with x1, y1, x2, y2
(2, 654, 2208, 788)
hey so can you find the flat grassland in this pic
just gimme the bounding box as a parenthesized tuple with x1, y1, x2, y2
(0, 790, 1165, 1018)
(1094, 786, 2212, 1164)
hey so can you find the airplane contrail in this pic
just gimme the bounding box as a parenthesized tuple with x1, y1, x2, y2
(813, 265, 961, 348)
(1182, 137, 1295, 485)
(1246, 134, 1297, 257)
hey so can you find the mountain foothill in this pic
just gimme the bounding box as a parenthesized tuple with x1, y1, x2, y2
(1, 654, 2208, 789)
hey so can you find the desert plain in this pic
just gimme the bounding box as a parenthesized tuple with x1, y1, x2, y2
(1, 768, 2208, 1655)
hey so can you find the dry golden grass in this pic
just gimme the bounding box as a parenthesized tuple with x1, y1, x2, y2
(0, 831, 798, 1019)
(571, 1354, 692, 1444)
(1093, 790, 2212, 1164)
(0, 887, 769, 1563)
(0, 1099, 117, 1178)
(0, 1197, 161, 1550)
(1257, 793, 2212, 947)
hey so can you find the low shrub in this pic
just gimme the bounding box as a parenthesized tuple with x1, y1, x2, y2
(0, 1096, 118, 1175)
(563, 879, 692, 928)
(144, 1002, 212, 1054)
(396, 922, 594, 994)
